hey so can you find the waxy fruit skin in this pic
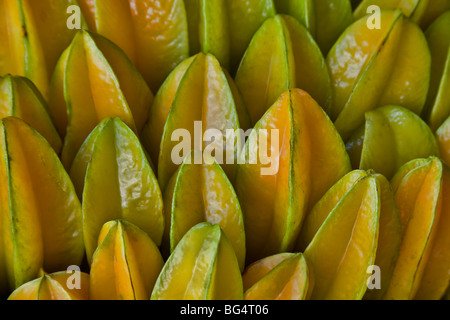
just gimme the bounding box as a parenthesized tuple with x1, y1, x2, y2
(0, 74, 61, 153)
(48, 30, 153, 170)
(141, 52, 248, 191)
(299, 170, 402, 300)
(235, 89, 351, 264)
(235, 14, 332, 126)
(185, 0, 354, 73)
(274, 0, 354, 55)
(185, 0, 281, 74)
(384, 157, 450, 300)
(151, 223, 243, 300)
(0, 117, 84, 294)
(303, 174, 380, 300)
(346, 105, 440, 179)
(0, 0, 448, 302)
(8, 271, 90, 301)
(69, 117, 164, 264)
(90, 220, 164, 300)
(425, 11, 450, 132)
(78, 0, 189, 93)
(353, 0, 450, 30)
(327, 9, 431, 141)
(0, 0, 82, 98)
(242, 252, 313, 300)
(163, 153, 246, 271)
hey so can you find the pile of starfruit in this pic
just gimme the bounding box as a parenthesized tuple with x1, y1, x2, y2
(0, 0, 449, 301)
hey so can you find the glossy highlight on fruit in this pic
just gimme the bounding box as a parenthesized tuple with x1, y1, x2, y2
(48, 30, 153, 169)
(235, 89, 351, 264)
(346, 105, 440, 179)
(69, 117, 164, 264)
(141, 52, 248, 191)
(235, 14, 332, 125)
(384, 157, 450, 300)
(0, 0, 82, 98)
(0, 117, 84, 294)
(162, 152, 245, 270)
(78, 0, 189, 93)
(328, 9, 431, 141)
(298, 170, 402, 300)
(0, 0, 448, 302)
(151, 223, 243, 300)
(0, 74, 61, 153)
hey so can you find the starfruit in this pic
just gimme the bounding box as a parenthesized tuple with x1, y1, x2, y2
(423, 11, 450, 132)
(141, 52, 249, 190)
(301, 173, 379, 299)
(162, 152, 245, 270)
(0, 117, 84, 294)
(0, 74, 61, 153)
(384, 157, 450, 300)
(327, 9, 431, 141)
(235, 14, 332, 125)
(89, 220, 164, 300)
(242, 253, 313, 300)
(151, 222, 243, 300)
(226, 0, 277, 73)
(77, 0, 189, 93)
(234, 89, 351, 264)
(184, 0, 230, 70)
(298, 170, 402, 300)
(48, 30, 153, 169)
(353, 0, 450, 30)
(69, 117, 164, 264)
(0, 0, 83, 98)
(437, 117, 450, 166)
(273, 0, 354, 54)
(346, 105, 440, 179)
(8, 271, 90, 301)
(184, 0, 283, 74)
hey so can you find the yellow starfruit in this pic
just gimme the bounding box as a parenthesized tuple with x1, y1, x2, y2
(0, 117, 84, 294)
(0, 74, 61, 153)
(234, 89, 351, 264)
(89, 220, 164, 300)
(151, 223, 243, 300)
(48, 30, 153, 169)
(235, 14, 332, 125)
(8, 271, 89, 301)
(78, 0, 189, 93)
(274, 0, 354, 54)
(141, 52, 249, 191)
(346, 105, 440, 179)
(0, 0, 84, 98)
(384, 157, 450, 300)
(162, 152, 245, 270)
(328, 9, 431, 141)
(298, 170, 402, 300)
(242, 253, 313, 300)
(69, 117, 164, 264)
